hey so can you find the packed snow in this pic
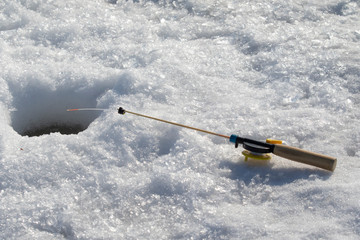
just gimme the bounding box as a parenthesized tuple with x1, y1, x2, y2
(1, 0, 359, 239)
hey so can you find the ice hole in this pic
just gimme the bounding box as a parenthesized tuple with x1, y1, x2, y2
(21, 123, 86, 137)
(12, 108, 101, 137)
(10, 90, 102, 137)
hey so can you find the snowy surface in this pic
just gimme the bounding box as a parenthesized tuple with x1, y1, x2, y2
(1, 0, 359, 239)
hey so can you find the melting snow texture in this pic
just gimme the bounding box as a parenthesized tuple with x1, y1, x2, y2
(1, 0, 359, 239)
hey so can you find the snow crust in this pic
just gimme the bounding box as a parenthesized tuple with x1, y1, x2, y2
(1, 0, 359, 239)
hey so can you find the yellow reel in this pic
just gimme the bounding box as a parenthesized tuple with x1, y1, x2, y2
(241, 139, 283, 161)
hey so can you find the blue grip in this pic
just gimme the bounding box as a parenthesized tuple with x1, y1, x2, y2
(230, 134, 238, 144)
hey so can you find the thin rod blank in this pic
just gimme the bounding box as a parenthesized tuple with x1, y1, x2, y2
(125, 110, 230, 139)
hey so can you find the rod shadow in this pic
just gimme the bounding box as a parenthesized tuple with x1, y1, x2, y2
(219, 158, 333, 186)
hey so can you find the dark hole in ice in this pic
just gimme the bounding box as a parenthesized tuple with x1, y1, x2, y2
(11, 100, 101, 137)
(8, 84, 112, 137)
(12, 106, 101, 137)
(22, 123, 86, 137)
(12, 108, 101, 137)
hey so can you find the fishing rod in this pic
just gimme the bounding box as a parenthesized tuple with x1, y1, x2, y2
(68, 107, 337, 171)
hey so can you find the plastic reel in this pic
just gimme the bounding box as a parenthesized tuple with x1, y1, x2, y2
(242, 139, 282, 161)
(242, 150, 271, 161)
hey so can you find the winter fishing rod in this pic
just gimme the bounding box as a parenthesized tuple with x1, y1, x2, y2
(117, 107, 337, 172)
(68, 107, 337, 171)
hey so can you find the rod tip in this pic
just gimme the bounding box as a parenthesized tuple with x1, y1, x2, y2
(118, 107, 126, 115)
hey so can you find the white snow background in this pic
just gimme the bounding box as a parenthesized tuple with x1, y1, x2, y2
(1, 0, 359, 239)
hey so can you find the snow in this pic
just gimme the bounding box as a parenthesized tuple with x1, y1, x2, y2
(1, 0, 359, 239)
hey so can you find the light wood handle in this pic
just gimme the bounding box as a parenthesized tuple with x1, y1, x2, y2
(273, 144, 337, 171)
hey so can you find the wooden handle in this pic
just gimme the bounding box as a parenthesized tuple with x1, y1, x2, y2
(273, 144, 337, 171)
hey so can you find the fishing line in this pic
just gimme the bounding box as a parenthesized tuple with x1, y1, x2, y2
(67, 108, 107, 111)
